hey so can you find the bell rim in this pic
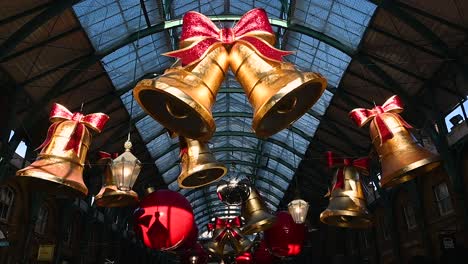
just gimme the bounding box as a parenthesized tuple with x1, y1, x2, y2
(252, 72, 327, 138)
(15, 171, 88, 197)
(95, 189, 139, 207)
(320, 209, 373, 228)
(242, 217, 276, 235)
(133, 79, 215, 141)
(380, 155, 441, 189)
(177, 163, 228, 189)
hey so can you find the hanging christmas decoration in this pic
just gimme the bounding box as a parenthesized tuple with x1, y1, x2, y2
(133, 188, 195, 251)
(264, 211, 305, 257)
(178, 136, 227, 188)
(110, 139, 142, 191)
(319, 151, 373, 228)
(253, 239, 275, 264)
(241, 187, 276, 235)
(16, 103, 109, 197)
(217, 178, 250, 206)
(134, 8, 326, 140)
(94, 151, 138, 207)
(288, 199, 309, 224)
(349, 95, 441, 188)
(205, 217, 252, 256)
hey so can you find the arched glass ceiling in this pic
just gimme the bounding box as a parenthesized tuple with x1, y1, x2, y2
(72, 0, 376, 232)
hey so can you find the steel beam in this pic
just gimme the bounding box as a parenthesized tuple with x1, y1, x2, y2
(0, 0, 80, 60)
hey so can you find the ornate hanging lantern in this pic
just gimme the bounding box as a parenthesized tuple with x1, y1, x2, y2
(110, 139, 142, 191)
(288, 199, 309, 224)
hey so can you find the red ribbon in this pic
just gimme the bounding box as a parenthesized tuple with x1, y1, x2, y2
(98, 151, 119, 160)
(349, 95, 412, 145)
(326, 151, 369, 190)
(36, 103, 109, 156)
(179, 147, 188, 157)
(214, 216, 242, 242)
(163, 8, 292, 66)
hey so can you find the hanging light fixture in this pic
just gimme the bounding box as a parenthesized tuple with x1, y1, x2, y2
(286, 129, 309, 224)
(111, 139, 142, 191)
(288, 198, 309, 224)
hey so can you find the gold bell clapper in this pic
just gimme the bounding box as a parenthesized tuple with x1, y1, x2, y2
(177, 137, 227, 188)
(241, 187, 276, 235)
(16, 103, 109, 197)
(349, 95, 441, 188)
(133, 44, 228, 141)
(320, 152, 373, 228)
(94, 151, 138, 207)
(230, 42, 327, 138)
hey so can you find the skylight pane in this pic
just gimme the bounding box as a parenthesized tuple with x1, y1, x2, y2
(135, 116, 164, 142)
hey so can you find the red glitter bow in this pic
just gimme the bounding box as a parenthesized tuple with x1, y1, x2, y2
(37, 103, 109, 156)
(349, 95, 412, 145)
(163, 8, 292, 66)
(326, 151, 369, 190)
(214, 216, 242, 242)
(98, 151, 119, 160)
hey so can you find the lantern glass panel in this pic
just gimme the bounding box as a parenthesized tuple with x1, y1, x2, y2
(288, 199, 309, 224)
(111, 151, 142, 191)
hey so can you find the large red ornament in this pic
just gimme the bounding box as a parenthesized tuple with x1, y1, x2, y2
(264, 211, 306, 257)
(134, 189, 195, 251)
(253, 239, 274, 264)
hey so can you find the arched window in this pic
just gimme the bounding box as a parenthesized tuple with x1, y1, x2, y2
(0, 186, 14, 221)
(34, 205, 49, 235)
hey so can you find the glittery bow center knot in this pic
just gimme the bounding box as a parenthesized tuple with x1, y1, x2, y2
(219, 28, 235, 43)
(71, 112, 84, 122)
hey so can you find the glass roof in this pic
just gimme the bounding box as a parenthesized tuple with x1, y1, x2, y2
(73, 0, 376, 232)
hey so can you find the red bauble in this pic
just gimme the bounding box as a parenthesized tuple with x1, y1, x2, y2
(134, 189, 195, 251)
(235, 252, 252, 264)
(253, 239, 274, 264)
(264, 211, 306, 257)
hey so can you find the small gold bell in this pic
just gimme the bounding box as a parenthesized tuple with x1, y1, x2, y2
(241, 187, 276, 235)
(320, 166, 372, 228)
(177, 137, 227, 188)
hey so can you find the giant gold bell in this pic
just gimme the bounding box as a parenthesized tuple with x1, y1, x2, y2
(134, 45, 229, 141)
(229, 42, 327, 138)
(16, 121, 90, 197)
(177, 137, 227, 188)
(371, 113, 441, 188)
(320, 166, 372, 228)
(95, 156, 138, 207)
(241, 188, 276, 235)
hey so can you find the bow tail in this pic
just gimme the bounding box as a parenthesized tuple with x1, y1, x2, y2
(163, 38, 221, 66)
(64, 123, 85, 156)
(238, 36, 293, 62)
(35, 123, 60, 151)
(332, 169, 345, 190)
(374, 114, 394, 145)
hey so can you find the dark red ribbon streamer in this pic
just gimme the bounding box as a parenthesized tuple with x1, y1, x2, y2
(98, 151, 119, 160)
(348, 95, 412, 145)
(326, 151, 369, 190)
(163, 8, 292, 66)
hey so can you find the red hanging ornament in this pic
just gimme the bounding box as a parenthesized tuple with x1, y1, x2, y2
(253, 239, 274, 264)
(264, 211, 306, 257)
(133, 189, 195, 251)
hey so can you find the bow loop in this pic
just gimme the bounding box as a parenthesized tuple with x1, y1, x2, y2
(36, 103, 109, 155)
(349, 95, 412, 144)
(98, 151, 119, 160)
(164, 8, 292, 66)
(213, 216, 242, 242)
